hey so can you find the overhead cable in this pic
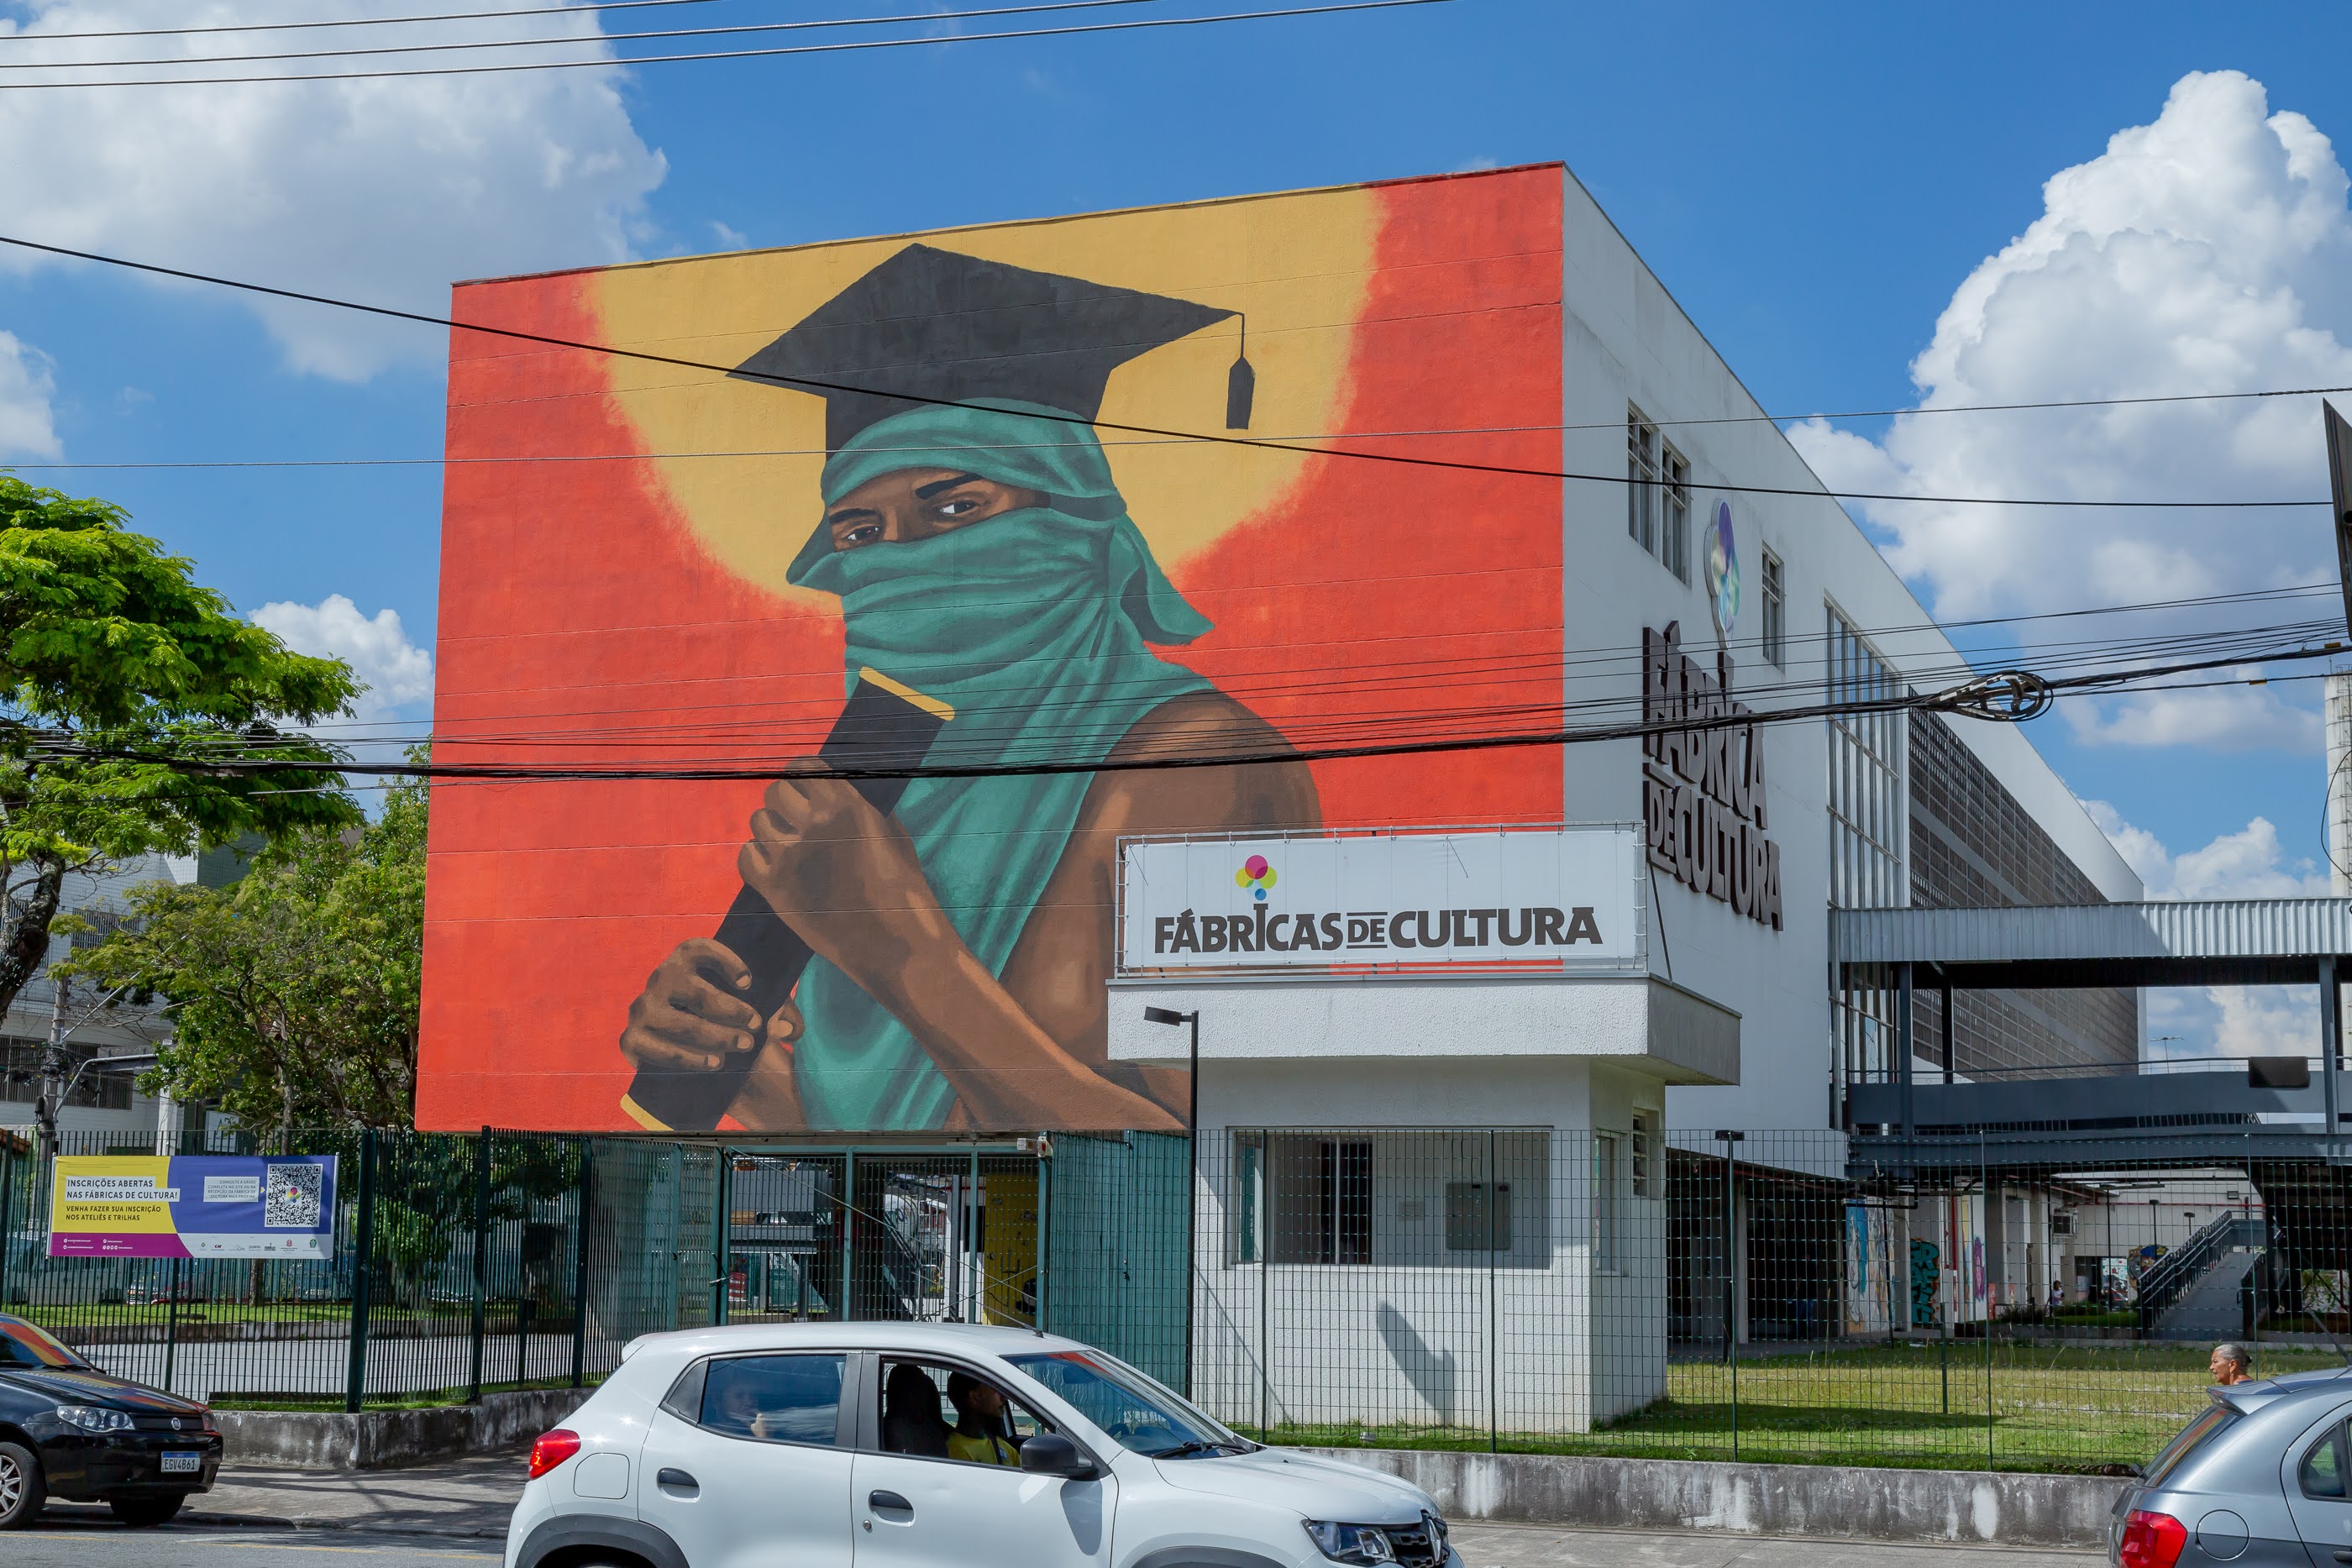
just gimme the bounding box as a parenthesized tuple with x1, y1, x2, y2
(0, 231, 2326, 511)
(0, 0, 714, 42)
(0, 0, 1452, 87)
(0, 0, 1168, 71)
(29, 640, 2341, 785)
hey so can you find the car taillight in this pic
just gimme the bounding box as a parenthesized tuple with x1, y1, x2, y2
(2120, 1509, 2187, 1568)
(528, 1429, 581, 1480)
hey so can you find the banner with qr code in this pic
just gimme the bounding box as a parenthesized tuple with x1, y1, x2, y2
(48, 1154, 337, 1260)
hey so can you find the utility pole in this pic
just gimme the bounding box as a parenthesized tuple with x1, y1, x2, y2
(34, 970, 68, 1156)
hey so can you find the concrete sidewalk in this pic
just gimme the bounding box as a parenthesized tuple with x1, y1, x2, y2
(181, 1452, 524, 1537)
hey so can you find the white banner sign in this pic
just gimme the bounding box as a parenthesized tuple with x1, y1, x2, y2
(1118, 826, 1645, 975)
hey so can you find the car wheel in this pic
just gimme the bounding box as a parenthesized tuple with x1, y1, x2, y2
(108, 1492, 186, 1528)
(0, 1440, 45, 1529)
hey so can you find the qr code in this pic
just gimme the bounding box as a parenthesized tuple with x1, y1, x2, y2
(263, 1162, 323, 1230)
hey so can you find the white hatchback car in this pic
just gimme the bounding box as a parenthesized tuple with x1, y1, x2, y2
(503, 1323, 1460, 1568)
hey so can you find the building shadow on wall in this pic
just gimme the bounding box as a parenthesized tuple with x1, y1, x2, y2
(1376, 1302, 1457, 1424)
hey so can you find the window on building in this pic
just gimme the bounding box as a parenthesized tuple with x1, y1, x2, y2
(1445, 1181, 1510, 1253)
(1662, 448, 1690, 582)
(1631, 1111, 1659, 1199)
(1627, 408, 1659, 555)
(1626, 407, 1692, 582)
(0, 1037, 133, 1110)
(1827, 609, 1906, 910)
(1594, 1133, 1621, 1272)
(1230, 1130, 1263, 1264)
(1235, 1134, 1372, 1266)
(1829, 610, 1908, 1098)
(1760, 548, 1785, 667)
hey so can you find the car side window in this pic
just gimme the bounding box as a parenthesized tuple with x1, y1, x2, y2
(875, 1357, 1052, 1466)
(661, 1358, 707, 1423)
(699, 1353, 847, 1446)
(2302, 1422, 2349, 1499)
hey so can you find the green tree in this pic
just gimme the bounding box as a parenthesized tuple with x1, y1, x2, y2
(0, 478, 358, 1020)
(68, 775, 426, 1129)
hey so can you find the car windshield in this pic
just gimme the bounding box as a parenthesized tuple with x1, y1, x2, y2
(2143, 1401, 2239, 1487)
(0, 1317, 92, 1370)
(1005, 1350, 1250, 1460)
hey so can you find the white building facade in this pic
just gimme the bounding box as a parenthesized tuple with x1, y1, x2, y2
(1105, 165, 2143, 1432)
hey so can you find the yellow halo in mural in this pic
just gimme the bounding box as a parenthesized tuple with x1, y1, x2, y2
(591, 186, 1376, 609)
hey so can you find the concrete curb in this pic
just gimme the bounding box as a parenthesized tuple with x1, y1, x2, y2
(1328, 1448, 2129, 1550)
(215, 1387, 591, 1471)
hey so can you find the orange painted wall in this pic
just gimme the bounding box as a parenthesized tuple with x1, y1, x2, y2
(418, 167, 1566, 1132)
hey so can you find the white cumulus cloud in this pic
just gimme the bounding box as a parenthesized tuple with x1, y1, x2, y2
(2082, 799, 2329, 1060)
(1792, 70, 2352, 753)
(0, 330, 60, 458)
(0, 0, 668, 380)
(253, 594, 433, 722)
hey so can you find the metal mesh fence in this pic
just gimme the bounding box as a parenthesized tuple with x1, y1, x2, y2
(0, 1127, 706, 1410)
(3, 1119, 2342, 1473)
(1188, 1128, 2351, 1474)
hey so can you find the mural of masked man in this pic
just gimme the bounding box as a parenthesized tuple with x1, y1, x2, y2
(618, 246, 1321, 1133)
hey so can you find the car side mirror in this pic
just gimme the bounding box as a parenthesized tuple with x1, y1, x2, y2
(1020, 1433, 1096, 1480)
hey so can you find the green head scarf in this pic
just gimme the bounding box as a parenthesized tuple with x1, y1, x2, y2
(780, 401, 1212, 1129)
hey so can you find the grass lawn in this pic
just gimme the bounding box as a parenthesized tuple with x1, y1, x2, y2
(17, 1302, 356, 1326)
(1264, 1343, 2347, 1473)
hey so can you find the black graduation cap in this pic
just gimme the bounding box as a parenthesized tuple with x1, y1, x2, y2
(731, 244, 1255, 450)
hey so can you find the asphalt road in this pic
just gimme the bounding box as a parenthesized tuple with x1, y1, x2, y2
(0, 1515, 2100, 1568)
(3, 1521, 498, 1567)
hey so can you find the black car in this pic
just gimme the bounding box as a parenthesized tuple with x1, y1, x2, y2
(0, 1311, 222, 1528)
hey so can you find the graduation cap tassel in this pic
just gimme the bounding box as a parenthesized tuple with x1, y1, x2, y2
(1226, 314, 1255, 430)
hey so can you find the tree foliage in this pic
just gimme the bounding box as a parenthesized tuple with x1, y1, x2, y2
(0, 478, 360, 1025)
(68, 775, 426, 1129)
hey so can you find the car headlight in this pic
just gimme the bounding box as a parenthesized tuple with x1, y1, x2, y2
(56, 1406, 135, 1434)
(1305, 1522, 1397, 1565)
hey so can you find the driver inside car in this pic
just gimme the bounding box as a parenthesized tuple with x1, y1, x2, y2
(944, 1371, 1021, 1466)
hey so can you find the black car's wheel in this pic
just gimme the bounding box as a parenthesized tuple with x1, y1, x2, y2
(0, 1440, 45, 1529)
(108, 1492, 186, 1528)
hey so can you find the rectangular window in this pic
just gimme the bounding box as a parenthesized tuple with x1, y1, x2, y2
(1230, 1131, 1263, 1264)
(1594, 1134, 1620, 1272)
(699, 1352, 846, 1446)
(1627, 408, 1659, 555)
(1760, 548, 1785, 667)
(1630, 1111, 1658, 1199)
(1267, 1135, 1372, 1266)
(1444, 1181, 1511, 1252)
(1662, 448, 1690, 582)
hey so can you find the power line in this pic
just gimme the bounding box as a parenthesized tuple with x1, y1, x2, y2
(36, 640, 2341, 785)
(2, 0, 716, 43)
(0, 0, 1450, 88)
(0, 0, 1169, 72)
(0, 233, 2328, 512)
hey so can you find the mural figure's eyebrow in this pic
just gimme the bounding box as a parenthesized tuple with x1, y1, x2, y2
(913, 472, 984, 500)
(826, 506, 883, 524)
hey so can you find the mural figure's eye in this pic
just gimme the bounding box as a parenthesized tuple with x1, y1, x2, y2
(838, 522, 884, 546)
(933, 495, 985, 518)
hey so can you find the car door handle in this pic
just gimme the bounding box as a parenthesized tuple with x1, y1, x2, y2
(658, 1468, 699, 1496)
(869, 1490, 914, 1519)
(2332, 1553, 2352, 1565)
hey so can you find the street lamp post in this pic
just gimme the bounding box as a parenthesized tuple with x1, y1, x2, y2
(1144, 1006, 1200, 1398)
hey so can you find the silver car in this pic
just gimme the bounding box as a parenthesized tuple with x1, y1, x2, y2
(2113, 1368, 2352, 1567)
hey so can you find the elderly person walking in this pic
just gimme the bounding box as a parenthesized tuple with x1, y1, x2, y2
(2210, 1342, 2254, 1386)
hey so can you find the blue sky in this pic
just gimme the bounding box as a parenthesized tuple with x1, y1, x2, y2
(7, 1, 2352, 1015)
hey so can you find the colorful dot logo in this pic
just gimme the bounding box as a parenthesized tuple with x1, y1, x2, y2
(1234, 854, 1277, 901)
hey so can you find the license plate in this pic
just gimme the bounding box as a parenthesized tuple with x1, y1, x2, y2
(160, 1452, 201, 1473)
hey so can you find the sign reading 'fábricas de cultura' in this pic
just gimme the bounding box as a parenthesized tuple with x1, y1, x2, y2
(1118, 826, 1645, 974)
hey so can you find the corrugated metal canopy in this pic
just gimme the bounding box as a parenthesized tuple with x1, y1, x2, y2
(1830, 899, 2352, 988)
